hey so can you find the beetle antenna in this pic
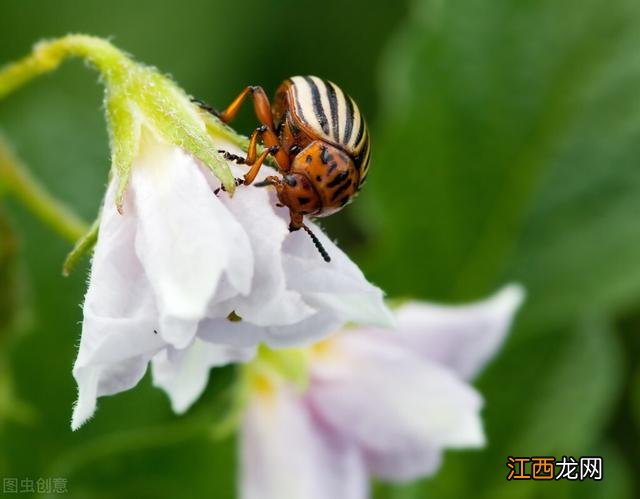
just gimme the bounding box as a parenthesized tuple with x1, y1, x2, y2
(302, 224, 331, 262)
(253, 178, 273, 187)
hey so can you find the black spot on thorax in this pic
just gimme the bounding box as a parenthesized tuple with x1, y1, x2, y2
(320, 146, 330, 164)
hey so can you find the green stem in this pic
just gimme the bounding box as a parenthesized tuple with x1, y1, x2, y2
(43, 383, 242, 492)
(0, 137, 88, 242)
(0, 35, 127, 243)
(45, 416, 213, 482)
(0, 34, 130, 100)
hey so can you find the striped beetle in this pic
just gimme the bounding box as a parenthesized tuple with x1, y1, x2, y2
(196, 76, 370, 262)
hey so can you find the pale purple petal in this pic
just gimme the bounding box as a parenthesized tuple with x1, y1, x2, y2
(364, 285, 524, 380)
(152, 338, 255, 414)
(198, 312, 344, 349)
(279, 221, 395, 330)
(308, 333, 485, 481)
(194, 157, 391, 348)
(364, 444, 442, 481)
(240, 385, 367, 499)
(209, 174, 315, 326)
(72, 179, 166, 430)
(130, 138, 253, 349)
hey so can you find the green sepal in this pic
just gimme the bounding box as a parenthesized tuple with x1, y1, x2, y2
(62, 217, 99, 276)
(0, 35, 242, 209)
(254, 344, 309, 392)
(135, 69, 237, 194)
(105, 90, 140, 212)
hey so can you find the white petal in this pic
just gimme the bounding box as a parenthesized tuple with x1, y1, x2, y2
(371, 285, 524, 380)
(211, 177, 315, 326)
(280, 221, 395, 329)
(198, 312, 344, 349)
(152, 338, 255, 414)
(240, 385, 367, 499)
(72, 179, 166, 430)
(130, 137, 253, 349)
(194, 143, 391, 348)
(308, 334, 485, 481)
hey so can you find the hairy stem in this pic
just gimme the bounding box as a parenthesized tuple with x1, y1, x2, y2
(0, 34, 130, 100)
(0, 138, 88, 242)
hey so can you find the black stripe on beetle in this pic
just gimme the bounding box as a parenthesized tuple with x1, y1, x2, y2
(343, 96, 355, 143)
(327, 171, 349, 187)
(354, 135, 370, 169)
(326, 82, 340, 141)
(358, 168, 369, 187)
(292, 82, 307, 123)
(304, 76, 330, 135)
(331, 178, 353, 201)
(353, 118, 365, 150)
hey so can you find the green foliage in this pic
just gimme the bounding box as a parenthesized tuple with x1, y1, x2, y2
(0, 0, 639, 497)
(0, 0, 407, 496)
(0, 208, 19, 337)
(365, 0, 640, 496)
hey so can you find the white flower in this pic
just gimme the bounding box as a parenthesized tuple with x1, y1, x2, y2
(71, 130, 393, 430)
(238, 286, 524, 499)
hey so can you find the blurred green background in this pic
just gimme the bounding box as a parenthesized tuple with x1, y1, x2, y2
(1, 0, 639, 497)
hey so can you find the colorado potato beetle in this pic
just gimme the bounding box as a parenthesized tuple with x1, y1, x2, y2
(197, 76, 370, 262)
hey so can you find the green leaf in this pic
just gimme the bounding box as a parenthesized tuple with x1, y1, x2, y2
(368, 2, 640, 496)
(367, 0, 640, 325)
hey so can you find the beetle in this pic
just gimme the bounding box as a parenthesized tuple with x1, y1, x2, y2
(196, 76, 370, 262)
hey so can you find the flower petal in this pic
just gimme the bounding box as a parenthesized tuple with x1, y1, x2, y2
(130, 137, 253, 349)
(72, 180, 165, 430)
(281, 221, 395, 329)
(308, 333, 485, 481)
(211, 173, 315, 326)
(373, 285, 524, 380)
(193, 143, 391, 348)
(152, 338, 255, 414)
(198, 312, 344, 349)
(240, 384, 367, 499)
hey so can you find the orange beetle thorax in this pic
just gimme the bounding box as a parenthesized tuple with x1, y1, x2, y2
(290, 141, 358, 217)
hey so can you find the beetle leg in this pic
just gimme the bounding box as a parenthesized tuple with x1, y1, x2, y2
(243, 146, 280, 185)
(214, 86, 291, 170)
(216, 86, 276, 130)
(288, 210, 304, 231)
(214, 177, 244, 195)
(244, 123, 288, 171)
(190, 97, 220, 116)
(220, 124, 288, 174)
(245, 125, 267, 165)
(217, 151, 246, 165)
